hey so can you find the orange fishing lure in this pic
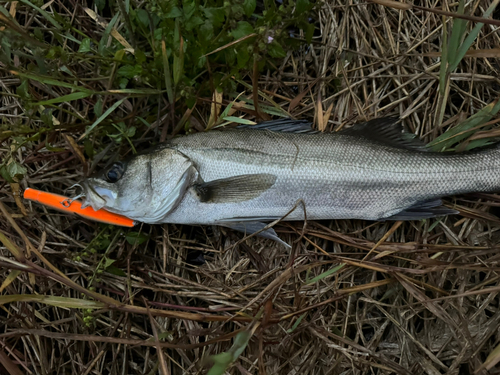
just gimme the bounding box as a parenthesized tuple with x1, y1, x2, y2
(24, 188, 135, 227)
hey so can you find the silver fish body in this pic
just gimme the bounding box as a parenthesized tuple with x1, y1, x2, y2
(82, 118, 500, 231)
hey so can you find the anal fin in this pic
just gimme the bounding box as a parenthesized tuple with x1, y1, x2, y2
(384, 199, 459, 221)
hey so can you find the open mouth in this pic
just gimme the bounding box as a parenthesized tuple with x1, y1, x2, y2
(80, 181, 110, 211)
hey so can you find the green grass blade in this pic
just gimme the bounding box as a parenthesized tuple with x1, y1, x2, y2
(34, 91, 93, 106)
(161, 39, 174, 104)
(98, 13, 119, 55)
(105, 88, 163, 95)
(0, 270, 21, 293)
(222, 116, 256, 125)
(306, 263, 345, 285)
(0, 294, 106, 309)
(79, 97, 126, 140)
(19, 0, 62, 30)
(0, 233, 25, 262)
(450, 0, 500, 71)
(429, 99, 500, 151)
(286, 313, 307, 333)
(173, 20, 184, 86)
(207, 331, 251, 375)
(435, 15, 449, 128)
(235, 79, 291, 117)
(447, 0, 466, 68)
(12, 71, 91, 92)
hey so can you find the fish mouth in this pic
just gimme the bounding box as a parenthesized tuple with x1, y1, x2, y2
(80, 180, 113, 211)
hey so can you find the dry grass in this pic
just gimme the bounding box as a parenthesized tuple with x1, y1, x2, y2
(2, 0, 500, 374)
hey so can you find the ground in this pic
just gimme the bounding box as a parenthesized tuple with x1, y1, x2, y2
(1, 0, 500, 374)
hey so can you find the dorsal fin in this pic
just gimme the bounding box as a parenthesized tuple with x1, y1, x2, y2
(237, 118, 316, 133)
(341, 117, 427, 151)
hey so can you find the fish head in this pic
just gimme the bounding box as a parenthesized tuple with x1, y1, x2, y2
(82, 148, 196, 223)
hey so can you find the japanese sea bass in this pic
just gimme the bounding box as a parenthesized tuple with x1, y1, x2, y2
(81, 118, 500, 245)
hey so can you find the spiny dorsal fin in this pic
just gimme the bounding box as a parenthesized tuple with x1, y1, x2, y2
(341, 117, 427, 151)
(192, 174, 277, 203)
(238, 118, 316, 133)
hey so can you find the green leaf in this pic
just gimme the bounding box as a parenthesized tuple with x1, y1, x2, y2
(106, 265, 127, 277)
(7, 162, 27, 181)
(95, 0, 106, 12)
(231, 21, 254, 40)
(165, 6, 182, 18)
(16, 79, 30, 100)
(243, 0, 256, 16)
(103, 257, 116, 269)
(207, 353, 233, 375)
(268, 41, 286, 58)
(84, 139, 94, 159)
(203, 7, 225, 27)
(94, 96, 103, 117)
(125, 126, 136, 137)
(78, 38, 92, 53)
(125, 232, 149, 245)
(304, 23, 315, 44)
(236, 46, 250, 68)
(200, 21, 214, 42)
(296, 0, 311, 14)
(135, 49, 146, 64)
(136, 9, 149, 27)
(0, 165, 14, 183)
(117, 65, 143, 79)
(119, 78, 128, 89)
(40, 109, 54, 127)
(183, 0, 196, 19)
(185, 16, 204, 31)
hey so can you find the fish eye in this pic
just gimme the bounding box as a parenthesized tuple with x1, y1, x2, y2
(105, 162, 125, 183)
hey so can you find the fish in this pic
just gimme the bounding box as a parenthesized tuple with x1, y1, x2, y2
(81, 117, 500, 246)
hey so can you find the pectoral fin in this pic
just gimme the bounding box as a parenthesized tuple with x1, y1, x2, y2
(192, 174, 276, 203)
(222, 221, 291, 248)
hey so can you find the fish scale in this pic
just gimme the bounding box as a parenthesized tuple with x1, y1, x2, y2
(162, 129, 500, 223)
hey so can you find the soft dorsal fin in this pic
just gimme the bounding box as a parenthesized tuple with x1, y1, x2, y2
(237, 118, 316, 133)
(341, 117, 427, 151)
